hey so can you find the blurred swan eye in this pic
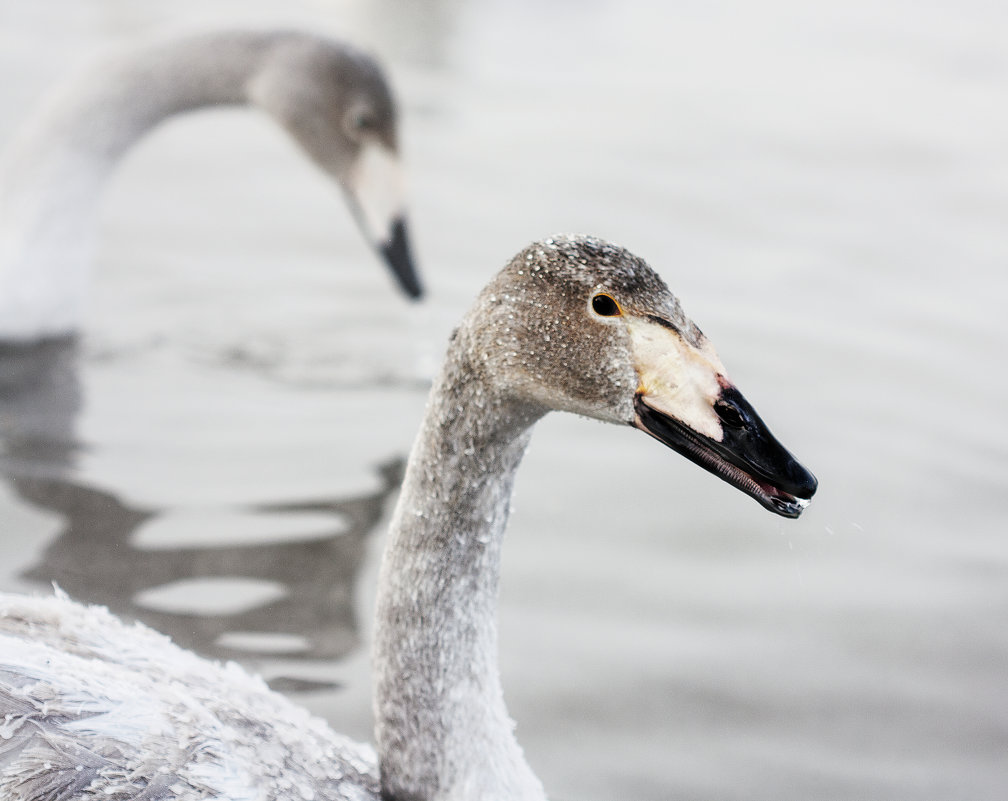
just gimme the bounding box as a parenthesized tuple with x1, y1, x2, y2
(345, 103, 379, 139)
(591, 293, 621, 317)
(351, 110, 377, 131)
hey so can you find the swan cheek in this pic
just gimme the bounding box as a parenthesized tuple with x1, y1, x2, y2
(627, 319, 725, 441)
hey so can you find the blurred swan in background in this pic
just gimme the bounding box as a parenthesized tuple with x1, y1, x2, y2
(0, 236, 816, 799)
(0, 29, 422, 342)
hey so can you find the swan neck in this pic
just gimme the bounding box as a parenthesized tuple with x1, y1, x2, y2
(374, 340, 547, 801)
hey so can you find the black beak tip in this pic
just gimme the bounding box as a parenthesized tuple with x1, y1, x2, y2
(380, 217, 423, 300)
(765, 462, 817, 518)
(799, 468, 818, 499)
(770, 497, 803, 519)
(781, 457, 818, 501)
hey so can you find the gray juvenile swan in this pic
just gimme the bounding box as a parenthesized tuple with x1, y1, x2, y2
(0, 29, 421, 342)
(0, 236, 816, 800)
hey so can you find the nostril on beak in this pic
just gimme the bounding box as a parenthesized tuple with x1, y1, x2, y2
(714, 398, 746, 429)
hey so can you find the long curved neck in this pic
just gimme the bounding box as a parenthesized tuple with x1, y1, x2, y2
(0, 31, 280, 340)
(374, 337, 548, 801)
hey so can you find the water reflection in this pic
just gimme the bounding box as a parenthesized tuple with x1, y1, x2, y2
(1, 337, 403, 672)
(14, 460, 402, 663)
(0, 337, 82, 476)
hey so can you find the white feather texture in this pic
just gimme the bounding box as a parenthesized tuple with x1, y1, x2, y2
(0, 591, 379, 801)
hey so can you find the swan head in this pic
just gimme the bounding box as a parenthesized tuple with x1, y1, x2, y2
(467, 235, 817, 518)
(246, 37, 422, 299)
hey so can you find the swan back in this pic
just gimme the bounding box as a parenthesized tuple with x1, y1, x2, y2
(0, 592, 379, 800)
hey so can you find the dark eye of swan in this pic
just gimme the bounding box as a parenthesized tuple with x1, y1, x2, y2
(349, 108, 377, 132)
(591, 294, 621, 317)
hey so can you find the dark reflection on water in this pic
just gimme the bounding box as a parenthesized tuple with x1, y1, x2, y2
(0, 336, 82, 476)
(13, 460, 402, 663)
(1, 336, 403, 676)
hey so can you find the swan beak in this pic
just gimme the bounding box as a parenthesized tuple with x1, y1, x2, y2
(347, 142, 423, 300)
(378, 216, 423, 300)
(627, 318, 817, 518)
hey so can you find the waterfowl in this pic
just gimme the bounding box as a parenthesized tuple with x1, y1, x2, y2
(0, 236, 816, 800)
(0, 29, 421, 342)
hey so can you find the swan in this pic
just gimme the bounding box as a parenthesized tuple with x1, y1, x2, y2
(0, 29, 422, 342)
(0, 235, 817, 800)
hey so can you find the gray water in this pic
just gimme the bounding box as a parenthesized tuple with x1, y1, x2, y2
(1, 1, 1006, 799)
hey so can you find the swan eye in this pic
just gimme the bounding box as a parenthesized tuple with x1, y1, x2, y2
(591, 293, 621, 317)
(345, 103, 379, 138)
(351, 110, 377, 131)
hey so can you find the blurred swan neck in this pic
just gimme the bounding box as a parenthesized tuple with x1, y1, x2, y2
(0, 31, 283, 341)
(374, 342, 548, 800)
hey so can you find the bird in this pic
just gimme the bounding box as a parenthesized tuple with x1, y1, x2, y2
(0, 29, 422, 342)
(0, 235, 817, 800)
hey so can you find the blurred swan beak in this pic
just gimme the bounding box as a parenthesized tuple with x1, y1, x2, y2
(346, 142, 423, 299)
